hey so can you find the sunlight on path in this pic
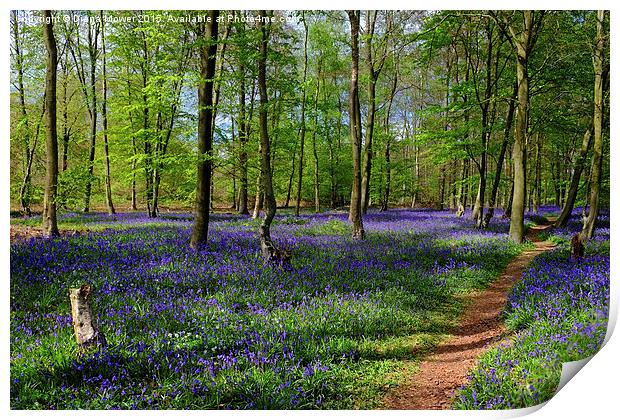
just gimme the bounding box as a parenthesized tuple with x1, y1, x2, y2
(382, 220, 556, 410)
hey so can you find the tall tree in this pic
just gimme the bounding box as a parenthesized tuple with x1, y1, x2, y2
(100, 11, 115, 215)
(295, 12, 309, 216)
(11, 11, 35, 216)
(494, 11, 545, 243)
(81, 12, 100, 213)
(190, 10, 219, 248)
(347, 10, 365, 240)
(554, 123, 593, 227)
(482, 81, 517, 228)
(257, 10, 287, 262)
(581, 10, 608, 240)
(42, 10, 59, 237)
(361, 11, 390, 214)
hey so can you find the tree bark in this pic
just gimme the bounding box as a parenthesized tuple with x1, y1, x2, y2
(256, 11, 288, 264)
(69, 285, 106, 350)
(347, 10, 365, 240)
(482, 81, 517, 228)
(12, 11, 35, 216)
(312, 61, 321, 213)
(83, 15, 99, 213)
(190, 11, 219, 249)
(237, 56, 250, 215)
(581, 10, 607, 240)
(495, 11, 545, 243)
(42, 10, 59, 237)
(295, 13, 309, 216)
(555, 124, 593, 227)
(100, 11, 115, 215)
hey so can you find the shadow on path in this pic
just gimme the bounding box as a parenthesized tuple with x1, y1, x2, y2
(382, 218, 556, 410)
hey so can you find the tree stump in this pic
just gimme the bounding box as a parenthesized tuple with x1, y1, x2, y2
(260, 239, 292, 268)
(69, 284, 106, 350)
(571, 233, 585, 260)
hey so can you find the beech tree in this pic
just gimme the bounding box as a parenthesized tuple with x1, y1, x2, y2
(347, 10, 365, 240)
(493, 11, 545, 243)
(42, 10, 59, 237)
(190, 10, 219, 248)
(581, 10, 609, 240)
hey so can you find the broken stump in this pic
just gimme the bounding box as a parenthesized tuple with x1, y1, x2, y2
(69, 284, 107, 350)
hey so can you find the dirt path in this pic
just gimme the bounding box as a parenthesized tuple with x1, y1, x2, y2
(382, 220, 556, 410)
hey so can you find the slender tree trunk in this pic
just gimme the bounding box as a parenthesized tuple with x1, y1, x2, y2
(100, 11, 115, 215)
(555, 123, 593, 227)
(252, 178, 263, 219)
(190, 11, 219, 248)
(256, 11, 285, 262)
(237, 59, 250, 215)
(295, 14, 309, 217)
(312, 64, 321, 213)
(381, 67, 398, 212)
(347, 10, 365, 240)
(483, 81, 517, 228)
(12, 12, 36, 216)
(42, 10, 59, 237)
(125, 70, 138, 210)
(285, 150, 296, 208)
(361, 77, 377, 214)
(456, 159, 468, 217)
(61, 54, 70, 173)
(439, 166, 446, 210)
(582, 10, 607, 240)
(141, 31, 153, 217)
(83, 17, 99, 213)
(533, 132, 542, 213)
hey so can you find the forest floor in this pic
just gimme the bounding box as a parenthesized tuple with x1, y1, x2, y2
(382, 218, 557, 410)
(9, 225, 84, 244)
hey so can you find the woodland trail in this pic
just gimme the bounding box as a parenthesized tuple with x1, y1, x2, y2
(382, 218, 557, 410)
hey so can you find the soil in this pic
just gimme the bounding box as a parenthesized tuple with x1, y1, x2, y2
(9, 225, 84, 244)
(382, 218, 557, 410)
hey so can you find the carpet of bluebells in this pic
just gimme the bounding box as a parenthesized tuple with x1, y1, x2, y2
(454, 207, 610, 409)
(10, 208, 530, 409)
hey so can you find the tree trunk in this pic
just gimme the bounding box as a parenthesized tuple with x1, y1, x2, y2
(190, 11, 219, 249)
(361, 77, 377, 214)
(483, 81, 517, 228)
(285, 150, 296, 208)
(252, 179, 263, 219)
(495, 11, 545, 243)
(83, 17, 99, 213)
(456, 159, 468, 217)
(347, 10, 365, 240)
(141, 31, 153, 218)
(555, 124, 593, 227)
(69, 285, 106, 350)
(533, 132, 542, 213)
(581, 10, 607, 240)
(100, 11, 115, 215)
(61, 53, 70, 174)
(126, 69, 138, 211)
(295, 13, 309, 217)
(12, 12, 34, 216)
(509, 53, 528, 243)
(42, 10, 59, 237)
(237, 59, 250, 215)
(312, 63, 321, 213)
(257, 11, 288, 264)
